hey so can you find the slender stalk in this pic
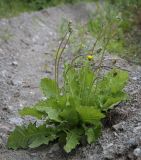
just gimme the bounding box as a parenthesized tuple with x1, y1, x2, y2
(56, 32, 71, 85)
(64, 54, 84, 77)
(91, 30, 103, 54)
(55, 31, 68, 83)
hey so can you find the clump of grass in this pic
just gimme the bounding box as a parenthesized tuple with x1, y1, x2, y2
(0, 0, 93, 18)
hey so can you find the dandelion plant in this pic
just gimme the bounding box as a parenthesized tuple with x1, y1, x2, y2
(7, 22, 128, 153)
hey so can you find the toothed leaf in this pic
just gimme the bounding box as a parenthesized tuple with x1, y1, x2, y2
(40, 78, 58, 98)
(7, 123, 57, 149)
(64, 129, 82, 153)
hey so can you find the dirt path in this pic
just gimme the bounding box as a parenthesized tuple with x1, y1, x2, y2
(0, 2, 141, 160)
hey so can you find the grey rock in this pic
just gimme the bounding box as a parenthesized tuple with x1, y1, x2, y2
(48, 143, 60, 154)
(103, 143, 115, 159)
(10, 79, 22, 86)
(11, 61, 18, 66)
(1, 152, 41, 160)
(7, 105, 15, 112)
(112, 122, 126, 131)
(127, 152, 135, 160)
(133, 148, 141, 157)
(125, 138, 137, 147)
(0, 123, 13, 133)
(133, 126, 141, 133)
(9, 117, 23, 126)
(13, 91, 20, 97)
(132, 77, 138, 81)
(1, 70, 9, 78)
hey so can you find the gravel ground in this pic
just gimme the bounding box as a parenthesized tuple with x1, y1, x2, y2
(0, 2, 141, 160)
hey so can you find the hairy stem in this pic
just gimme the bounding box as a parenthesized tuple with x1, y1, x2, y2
(55, 31, 68, 84)
(56, 32, 71, 85)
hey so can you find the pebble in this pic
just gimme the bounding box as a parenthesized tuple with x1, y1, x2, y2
(48, 143, 60, 154)
(7, 105, 15, 112)
(10, 79, 22, 86)
(132, 77, 138, 81)
(133, 148, 141, 157)
(9, 117, 23, 126)
(1, 70, 8, 78)
(133, 126, 141, 133)
(41, 96, 47, 100)
(112, 122, 125, 131)
(14, 91, 20, 97)
(103, 143, 115, 159)
(11, 61, 18, 66)
(0, 123, 12, 133)
(126, 138, 137, 147)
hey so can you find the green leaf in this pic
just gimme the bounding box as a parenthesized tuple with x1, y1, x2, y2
(79, 65, 95, 105)
(64, 67, 80, 97)
(103, 93, 127, 111)
(7, 123, 57, 149)
(85, 128, 95, 144)
(40, 78, 58, 98)
(94, 69, 129, 110)
(97, 69, 128, 95)
(19, 107, 44, 119)
(35, 98, 57, 111)
(76, 106, 105, 124)
(59, 108, 79, 126)
(85, 123, 102, 144)
(29, 134, 57, 148)
(64, 129, 82, 153)
(42, 107, 61, 122)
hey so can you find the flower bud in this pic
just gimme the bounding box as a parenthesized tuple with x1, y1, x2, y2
(87, 55, 93, 61)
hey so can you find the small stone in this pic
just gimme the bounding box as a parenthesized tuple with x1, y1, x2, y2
(1, 70, 8, 77)
(10, 79, 22, 86)
(2, 105, 14, 113)
(133, 126, 141, 133)
(32, 35, 39, 43)
(8, 105, 16, 112)
(14, 91, 20, 97)
(48, 143, 60, 154)
(128, 152, 135, 159)
(103, 143, 115, 159)
(11, 61, 18, 66)
(30, 91, 35, 95)
(49, 31, 53, 36)
(0, 123, 13, 133)
(36, 120, 45, 127)
(9, 117, 23, 126)
(133, 148, 141, 157)
(41, 97, 47, 100)
(132, 77, 138, 81)
(126, 138, 137, 147)
(112, 122, 125, 131)
(44, 52, 49, 55)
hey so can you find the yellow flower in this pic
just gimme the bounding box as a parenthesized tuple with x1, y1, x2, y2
(87, 55, 93, 61)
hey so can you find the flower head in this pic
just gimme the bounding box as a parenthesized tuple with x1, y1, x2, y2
(87, 55, 93, 61)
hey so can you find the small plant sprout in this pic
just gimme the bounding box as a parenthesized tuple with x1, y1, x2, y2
(7, 22, 129, 153)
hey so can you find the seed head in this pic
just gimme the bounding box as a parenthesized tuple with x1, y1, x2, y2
(68, 20, 73, 33)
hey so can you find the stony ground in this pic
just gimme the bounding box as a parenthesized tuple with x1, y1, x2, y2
(0, 2, 141, 160)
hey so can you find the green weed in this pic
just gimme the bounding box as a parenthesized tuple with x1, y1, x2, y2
(7, 22, 128, 153)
